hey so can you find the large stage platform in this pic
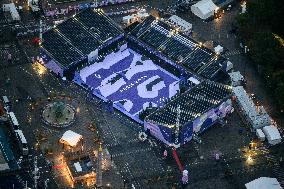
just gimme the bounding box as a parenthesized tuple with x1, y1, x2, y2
(76, 48, 181, 123)
(40, 8, 232, 146)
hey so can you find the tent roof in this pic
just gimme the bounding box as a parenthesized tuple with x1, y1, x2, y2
(169, 15, 192, 31)
(245, 177, 282, 189)
(60, 130, 82, 147)
(262, 126, 282, 141)
(256, 129, 265, 137)
(123, 15, 134, 20)
(232, 86, 271, 129)
(214, 45, 223, 53)
(229, 71, 244, 82)
(192, 0, 218, 15)
(74, 162, 82, 172)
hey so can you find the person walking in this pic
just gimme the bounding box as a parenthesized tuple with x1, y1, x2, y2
(163, 149, 168, 159)
(7, 53, 12, 64)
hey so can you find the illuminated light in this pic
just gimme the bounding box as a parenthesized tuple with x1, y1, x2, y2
(246, 155, 253, 163)
(249, 142, 257, 149)
(33, 62, 47, 77)
(76, 107, 80, 113)
(273, 33, 284, 47)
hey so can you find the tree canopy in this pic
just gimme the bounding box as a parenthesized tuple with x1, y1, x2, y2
(237, 0, 284, 111)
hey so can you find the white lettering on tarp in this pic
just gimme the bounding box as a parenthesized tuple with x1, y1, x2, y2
(94, 74, 101, 79)
(119, 76, 147, 92)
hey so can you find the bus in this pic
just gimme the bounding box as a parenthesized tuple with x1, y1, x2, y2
(14, 129, 29, 155)
(8, 112, 19, 130)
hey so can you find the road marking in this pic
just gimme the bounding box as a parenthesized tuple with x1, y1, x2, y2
(224, 49, 242, 57)
(111, 147, 152, 158)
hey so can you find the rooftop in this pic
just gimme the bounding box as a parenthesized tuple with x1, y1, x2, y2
(67, 155, 95, 178)
(0, 150, 9, 171)
(232, 86, 271, 129)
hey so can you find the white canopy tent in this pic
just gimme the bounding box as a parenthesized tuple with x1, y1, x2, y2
(232, 86, 271, 129)
(256, 129, 265, 141)
(137, 12, 149, 19)
(60, 130, 83, 147)
(225, 61, 233, 72)
(262, 126, 282, 145)
(168, 15, 192, 32)
(122, 15, 134, 24)
(188, 77, 200, 85)
(229, 71, 244, 87)
(245, 177, 282, 189)
(74, 162, 82, 172)
(214, 45, 223, 54)
(191, 0, 218, 20)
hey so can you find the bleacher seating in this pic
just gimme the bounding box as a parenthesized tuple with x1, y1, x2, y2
(130, 16, 156, 37)
(130, 17, 227, 80)
(41, 8, 232, 130)
(42, 30, 82, 67)
(57, 18, 101, 54)
(41, 8, 123, 69)
(140, 27, 168, 49)
(163, 37, 193, 61)
(182, 48, 213, 71)
(75, 9, 123, 42)
(198, 57, 225, 79)
(146, 80, 231, 126)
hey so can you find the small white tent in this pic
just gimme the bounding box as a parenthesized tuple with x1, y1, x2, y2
(191, 0, 218, 20)
(168, 15, 192, 32)
(122, 15, 134, 24)
(262, 126, 282, 145)
(245, 177, 282, 189)
(214, 45, 223, 54)
(256, 129, 265, 141)
(229, 71, 244, 86)
(60, 130, 83, 147)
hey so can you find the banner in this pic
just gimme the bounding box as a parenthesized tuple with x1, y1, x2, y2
(44, 0, 136, 17)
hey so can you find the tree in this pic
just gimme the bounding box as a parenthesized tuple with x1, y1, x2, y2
(248, 32, 284, 70)
(237, 0, 284, 112)
(272, 71, 284, 110)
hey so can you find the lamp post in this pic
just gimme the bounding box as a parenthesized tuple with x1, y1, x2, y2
(44, 179, 49, 189)
(173, 105, 181, 148)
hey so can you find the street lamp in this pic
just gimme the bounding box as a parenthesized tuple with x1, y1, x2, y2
(246, 155, 253, 164)
(44, 179, 49, 189)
